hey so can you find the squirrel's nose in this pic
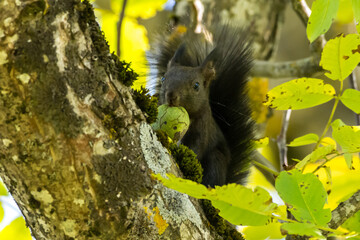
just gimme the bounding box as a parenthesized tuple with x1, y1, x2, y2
(166, 92, 179, 106)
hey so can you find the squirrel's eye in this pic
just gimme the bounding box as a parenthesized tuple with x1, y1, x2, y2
(194, 82, 200, 91)
(161, 76, 166, 83)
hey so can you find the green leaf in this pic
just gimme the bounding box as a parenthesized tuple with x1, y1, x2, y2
(0, 181, 8, 196)
(342, 210, 360, 232)
(320, 34, 360, 81)
(353, 0, 360, 33)
(154, 174, 277, 226)
(288, 133, 319, 147)
(275, 170, 331, 226)
(0, 217, 32, 240)
(211, 185, 277, 226)
(307, 0, 340, 43)
(243, 221, 285, 240)
(0, 202, 4, 223)
(295, 145, 336, 169)
(264, 78, 335, 110)
(344, 152, 353, 169)
(340, 88, 360, 114)
(282, 222, 324, 239)
(332, 119, 360, 153)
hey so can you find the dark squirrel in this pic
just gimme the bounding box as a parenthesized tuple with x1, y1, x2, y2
(151, 25, 254, 187)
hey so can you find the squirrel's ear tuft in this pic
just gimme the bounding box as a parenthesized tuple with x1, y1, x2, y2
(201, 60, 215, 86)
(168, 44, 186, 69)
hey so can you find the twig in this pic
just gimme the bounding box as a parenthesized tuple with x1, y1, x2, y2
(251, 56, 323, 78)
(192, 0, 205, 34)
(291, 0, 311, 25)
(117, 0, 128, 57)
(290, 0, 326, 53)
(252, 160, 279, 177)
(278, 110, 292, 170)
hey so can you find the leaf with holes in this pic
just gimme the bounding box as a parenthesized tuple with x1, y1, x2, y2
(282, 222, 324, 239)
(264, 78, 335, 110)
(332, 119, 360, 153)
(307, 0, 340, 43)
(295, 145, 336, 169)
(154, 174, 277, 226)
(320, 34, 360, 81)
(275, 170, 331, 226)
(340, 88, 360, 114)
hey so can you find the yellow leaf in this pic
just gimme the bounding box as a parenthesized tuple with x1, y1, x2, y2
(337, 0, 354, 24)
(243, 221, 284, 240)
(248, 77, 269, 123)
(303, 155, 360, 210)
(0, 217, 32, 240)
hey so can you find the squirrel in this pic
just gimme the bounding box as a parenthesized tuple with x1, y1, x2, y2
(150, 25, 254, 187)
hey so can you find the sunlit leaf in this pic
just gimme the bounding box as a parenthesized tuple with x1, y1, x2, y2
(340, 88, 360, 114)
(320, 34, 360, 81)
(288, 133, 319, 147)
(0, 217, 32, 240)
(94, 0, 168, 89)
(275, 170, 331, 226)
(320, 137, 337, 149)
(323, 166, 332, 194)
(353, 0, 360, 33)
(344, 152, 353, 169)
(243, 221, 284, 240)
(282, 222, 324, 239)
(342, 210, 360, 232)
(332, 119, 360, 153)
(153, 174, 277, 226)
(337, 0, 354, 24)
(0, 181, 8, 196)
(0, 202, 4, 223)
(264, 78, 335, 110)
(211, 185, 277, 226)
(253, 137, 269, 149)
(307, 0, 340, 42)
(296, 145, 336, 169)
(248, 77, 269, 123)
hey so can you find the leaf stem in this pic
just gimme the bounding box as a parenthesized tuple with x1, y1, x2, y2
(253, 160, 279, 176)
(273, 216, 347, 235)
(315, 81, 343, 149)
(311, 152, 340, 174)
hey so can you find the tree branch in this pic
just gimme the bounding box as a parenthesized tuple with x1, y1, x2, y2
(251, 56, 323, 78)
(277, 110, 292, 170)
(327, 190, 360, 232)
(290, 0, 326, 53)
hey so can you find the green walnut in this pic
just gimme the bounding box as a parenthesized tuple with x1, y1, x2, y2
(152, 104, 190, 141)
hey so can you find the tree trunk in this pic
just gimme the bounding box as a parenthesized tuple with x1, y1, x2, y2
(0, 0, 285, 239)
(0, 1, 215, 239)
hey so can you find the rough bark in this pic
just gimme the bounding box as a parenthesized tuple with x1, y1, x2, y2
(0, 1, 215, 239)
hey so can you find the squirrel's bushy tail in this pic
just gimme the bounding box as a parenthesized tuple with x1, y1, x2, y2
(150, 25, 254, 185)
(208, 26, 254, 184)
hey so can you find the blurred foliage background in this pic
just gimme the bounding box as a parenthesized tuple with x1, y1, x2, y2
(0, 0, 359, 239)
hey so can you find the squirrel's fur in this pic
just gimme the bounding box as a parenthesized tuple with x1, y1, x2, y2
(150, 25, 254, 186)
